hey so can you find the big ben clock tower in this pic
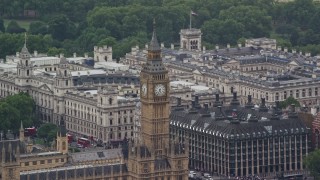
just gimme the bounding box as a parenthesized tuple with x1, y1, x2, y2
(127, 19, 189, 180)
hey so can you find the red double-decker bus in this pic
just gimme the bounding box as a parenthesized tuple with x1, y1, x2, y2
(67, 134, 73, 143)
(77, 137, 90, 148)
(24, 127, 37, 137)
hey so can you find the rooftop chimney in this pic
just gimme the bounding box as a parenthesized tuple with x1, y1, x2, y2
(177, 97, 181, 106)
(215, 106, 224, 120)
(194, 95, 201, 109)
(245, 95, 254, 109)
(174, 97, 184, 111)
(214, 93, 222, 107)
(259, 98, 268, 112)
(230, 92, 240, 107)
(188, 100, 198, 114)
(201, 103, 211, 117)
(288, 104, 298, 119)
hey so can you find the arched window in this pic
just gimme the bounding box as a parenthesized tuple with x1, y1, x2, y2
(64, 70, 67, 76)
(109, 98, 113, 105)
(62, 141, 66, 150)
(105, 56, 108, 61)
(25, 60, 28, 66)
(27, 70, 29, 76)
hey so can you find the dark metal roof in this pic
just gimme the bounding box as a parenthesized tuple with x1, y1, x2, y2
(170, 104, 308, 138)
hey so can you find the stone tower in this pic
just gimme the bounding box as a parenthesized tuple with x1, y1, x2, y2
(1, 141, 21, 180)
(56, 119, 68, 154)
(94, 45, 113, 62)
(15, 35, 33, 88)
(127, 20, 189, 180)
(53, 56, 72, 124)
(180, 28, 202, 51)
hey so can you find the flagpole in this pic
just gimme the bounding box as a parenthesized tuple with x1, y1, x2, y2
(189, 10, 192, 29)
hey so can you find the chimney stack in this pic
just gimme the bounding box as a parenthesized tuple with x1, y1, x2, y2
(245, 95, 254, 109)
(194, 95, 201, 109)
(177, 97, 181, 106)
(259, 98, 268, 112)
(214, 93, 222, 107)
(230, 92, 240, 107)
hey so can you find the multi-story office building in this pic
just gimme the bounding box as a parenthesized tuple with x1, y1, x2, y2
(170, 94, 311, 177)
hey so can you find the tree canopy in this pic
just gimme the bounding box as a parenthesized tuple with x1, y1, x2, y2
(0, 93, 37, 134)
(304, 149, 320, 179)
(1, 0, 320, 59)
(37, 123, 58, 144)
(279, 96, 300, 109)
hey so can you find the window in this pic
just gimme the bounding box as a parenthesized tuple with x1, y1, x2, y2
(40, 160, 45, 164)
(48, 159, 52, 164)
(33, 161, 37, 165)
(25, 162, 29, 166)
(309, 88, 312, 96)
(61, 158, 64, 162)
(110, 120, 113, 125)
(62, 142, 66, 150)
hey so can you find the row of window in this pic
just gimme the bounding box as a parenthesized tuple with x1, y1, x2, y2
(23, 158, 65, 167)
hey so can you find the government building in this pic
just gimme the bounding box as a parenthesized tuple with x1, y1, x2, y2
(0, 21, 189, 180)
(170, 93, 311, 177)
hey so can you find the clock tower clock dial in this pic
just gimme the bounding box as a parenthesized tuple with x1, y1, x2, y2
(154, 84, 166, 96)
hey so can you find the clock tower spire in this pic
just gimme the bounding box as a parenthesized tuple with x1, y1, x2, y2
(140, 18, 170, 154)
(127, 19, 188, 180)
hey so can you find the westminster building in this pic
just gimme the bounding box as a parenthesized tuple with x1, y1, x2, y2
(170, 93, 311, 177)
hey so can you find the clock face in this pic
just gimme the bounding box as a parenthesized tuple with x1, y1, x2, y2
(141, 84, 147, 96)
(154, 84, 166, 96)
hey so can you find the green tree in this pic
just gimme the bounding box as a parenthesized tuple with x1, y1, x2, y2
(279, 96, 300, 109)
(48, 15, 77, 41)
(6, 20, 26, 34)
(29, 21, 48, 35)
(219, 5, 272, 38)
(37, 123, 58, 144)
(47, 47, 66, 56)
(304, 149, 320, 179)
(0, 102, 19, 133)
(5, 92, 36, 128)
(0, 19, 5, 33)
(0, 93, 35, 133)
(202, 19, 244, 45)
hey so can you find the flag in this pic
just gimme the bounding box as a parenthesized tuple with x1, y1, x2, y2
(191, 10, 198, 16)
